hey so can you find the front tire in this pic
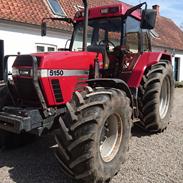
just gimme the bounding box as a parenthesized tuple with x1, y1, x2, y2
(138, 60, 174, 132)
(55, 87, 132, 182)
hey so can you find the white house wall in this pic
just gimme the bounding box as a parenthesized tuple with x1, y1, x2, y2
(152, 46, 183, 82)
(173, 53, 183, 82)
(0, 21, 71, 72)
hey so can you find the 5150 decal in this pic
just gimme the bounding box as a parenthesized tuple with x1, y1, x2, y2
(49, 70, 64, 76)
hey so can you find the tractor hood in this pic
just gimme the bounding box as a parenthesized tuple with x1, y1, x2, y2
(31, 51, 102, 70)
(12, 51, 103, 107)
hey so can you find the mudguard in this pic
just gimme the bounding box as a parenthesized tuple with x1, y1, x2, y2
(88, 78, 133, 106)
(127, 52, 171, 88)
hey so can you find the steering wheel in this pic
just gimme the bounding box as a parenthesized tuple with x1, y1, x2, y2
(98, 40, 115, 49)
(113, 45, 131, 56)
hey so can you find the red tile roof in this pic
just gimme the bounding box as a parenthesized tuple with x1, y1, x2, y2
(152, 15, 183, 51)
(0, 0, 117, 30)
(0, 0, 48, 25)
(0, 0, 183, 51)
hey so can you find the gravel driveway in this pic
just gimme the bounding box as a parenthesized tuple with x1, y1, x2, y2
(0, 88, 183, 183)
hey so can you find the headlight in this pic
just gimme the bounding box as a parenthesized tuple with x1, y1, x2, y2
(12, 67, 19, 76)
(12, 67, 33, 77)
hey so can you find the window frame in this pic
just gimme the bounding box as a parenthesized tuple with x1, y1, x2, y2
(70, 16, 149, 54)
(126, 32, 140, 53)
(70, 17, 123, 51)
(36, 43, 57, 52)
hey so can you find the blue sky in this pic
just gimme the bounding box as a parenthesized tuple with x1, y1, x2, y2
(122, 0, 183, 27)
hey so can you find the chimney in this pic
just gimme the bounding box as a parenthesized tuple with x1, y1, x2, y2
(152, 5, 160, 15)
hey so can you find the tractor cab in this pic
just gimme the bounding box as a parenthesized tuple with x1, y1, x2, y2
(42, 3, 156, 82)
(41, 2, 156, 81)
(72, 14, 144, 80)
(69, 2, 156, 80)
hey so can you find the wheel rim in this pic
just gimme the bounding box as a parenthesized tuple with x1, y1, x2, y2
(99, 113, 123, 162)
(159, 76, 171, 119)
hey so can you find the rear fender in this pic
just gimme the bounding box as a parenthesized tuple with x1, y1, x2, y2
(127, 52, 171, 88)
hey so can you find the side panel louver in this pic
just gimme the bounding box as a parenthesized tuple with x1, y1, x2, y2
(51, 79, 63, 103)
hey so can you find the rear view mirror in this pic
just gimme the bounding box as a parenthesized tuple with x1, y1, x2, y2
(141, 9, 157, 29)
(41, 22, 47, 36)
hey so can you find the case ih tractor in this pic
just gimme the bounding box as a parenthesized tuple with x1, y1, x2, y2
(0, 0, 174, 183)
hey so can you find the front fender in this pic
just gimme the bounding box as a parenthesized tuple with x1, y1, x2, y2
(88, 78, 133, 106)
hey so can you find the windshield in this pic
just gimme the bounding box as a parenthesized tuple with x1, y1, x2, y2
(71, 16, 141, 52)
(72, 17, 122, 51)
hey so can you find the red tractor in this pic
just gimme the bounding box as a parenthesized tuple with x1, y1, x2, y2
(0, 1, 174, 182)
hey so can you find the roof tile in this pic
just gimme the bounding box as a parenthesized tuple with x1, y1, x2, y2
(152, 16, 183, 50)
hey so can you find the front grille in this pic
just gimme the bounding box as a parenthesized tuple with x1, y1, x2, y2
(51, 79, 63, 103)
(13, 55, 41, 67)
(14, 78, 40, 105)
(13, 55, 33, 67)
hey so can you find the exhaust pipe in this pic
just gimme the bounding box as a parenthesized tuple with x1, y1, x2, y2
(82, 0, 88, 51)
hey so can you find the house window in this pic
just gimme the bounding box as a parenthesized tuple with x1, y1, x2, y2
(37, 46, 45, 52)
(48, 47, 55, 52)
(36, 44, 57, 52)
(47, 0, 66, 16)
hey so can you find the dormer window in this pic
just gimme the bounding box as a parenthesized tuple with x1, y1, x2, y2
(47, 0, 66, 17)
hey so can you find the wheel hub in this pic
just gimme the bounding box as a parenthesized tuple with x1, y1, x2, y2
(159, 76, 171, 119)
(99, 113, 123, 162)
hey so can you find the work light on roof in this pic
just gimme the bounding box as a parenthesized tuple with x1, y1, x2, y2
(101, 7, 119, 15)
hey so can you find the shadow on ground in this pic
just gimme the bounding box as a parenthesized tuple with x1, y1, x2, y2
(0, 123, 152, 183)
(0, 133, 76, 183)
(131, 122, 153, 138)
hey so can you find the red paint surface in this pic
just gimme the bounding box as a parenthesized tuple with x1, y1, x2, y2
(32, 52, 102, 106)
(32, 52, 102, 70)
(74, 3, 141, 22)
(127, 52, 171, 88)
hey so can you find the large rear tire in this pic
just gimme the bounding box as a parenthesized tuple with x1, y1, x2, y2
(55, 87, 132, 182)
(138, 60, 174, 132)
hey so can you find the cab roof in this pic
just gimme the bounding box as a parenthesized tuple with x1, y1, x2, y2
(74, 2, 141, 22)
